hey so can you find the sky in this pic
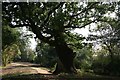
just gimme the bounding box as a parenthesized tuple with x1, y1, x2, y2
(20, 27, 37, 50)
(73, 23, 97, 37)
(29, 37, 37, 50)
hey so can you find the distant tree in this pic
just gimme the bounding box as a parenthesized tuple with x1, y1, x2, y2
(2, 44, 21, 66)
(17, 28, 32, 62)
(35, 42, 57, 67)
(75, 44, 93, 70)
(27, 48, 36, 62)
(2, 26, 20, 50)
(88, 8, 120, 75)
(2, 25, 33, 65)
(2, 25, 21, 66)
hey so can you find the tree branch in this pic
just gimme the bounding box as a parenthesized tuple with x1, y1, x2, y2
(33, 3, 65, 45)
(29, 19, 55, 46)
(71, 2, 99, 18)
(64, 19, 97, 29)
(65, 2, 99, 28)
(41, 2, 65, 27)
(9, 23, 30, 28)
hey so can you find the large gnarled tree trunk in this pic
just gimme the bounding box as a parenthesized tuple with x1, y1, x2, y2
(53, 33, 77, 74)
(53, 43, 77, 74)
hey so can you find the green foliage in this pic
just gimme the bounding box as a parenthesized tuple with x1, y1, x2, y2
(92, 48, 120, 76)
(2, 44, 21, 66)
(2, 26, 34, 65)
(2, 26, 20, 50)
(2, 2, 118, 44)
(65, 32, 84, 50)
(34, 42, 57, 67)
(2, 26, 21, 66)
(27, 49, 36, 62)
(87, 9, 120, 76)
(75, 44, 93, 70)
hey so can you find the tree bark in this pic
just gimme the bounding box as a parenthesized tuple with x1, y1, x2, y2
(53, 43, 77, 74)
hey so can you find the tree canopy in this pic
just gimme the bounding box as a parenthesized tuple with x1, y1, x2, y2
(2, 2, 118, 45)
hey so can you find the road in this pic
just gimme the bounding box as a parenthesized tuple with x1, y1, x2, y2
(2, 62, 51, 76)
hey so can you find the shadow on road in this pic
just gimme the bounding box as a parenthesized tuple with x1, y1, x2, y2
(2, 73, 120, 80)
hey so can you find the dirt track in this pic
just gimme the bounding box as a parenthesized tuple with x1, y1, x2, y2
(2, 62, 51, 76)
(2, 62, 120, 80)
